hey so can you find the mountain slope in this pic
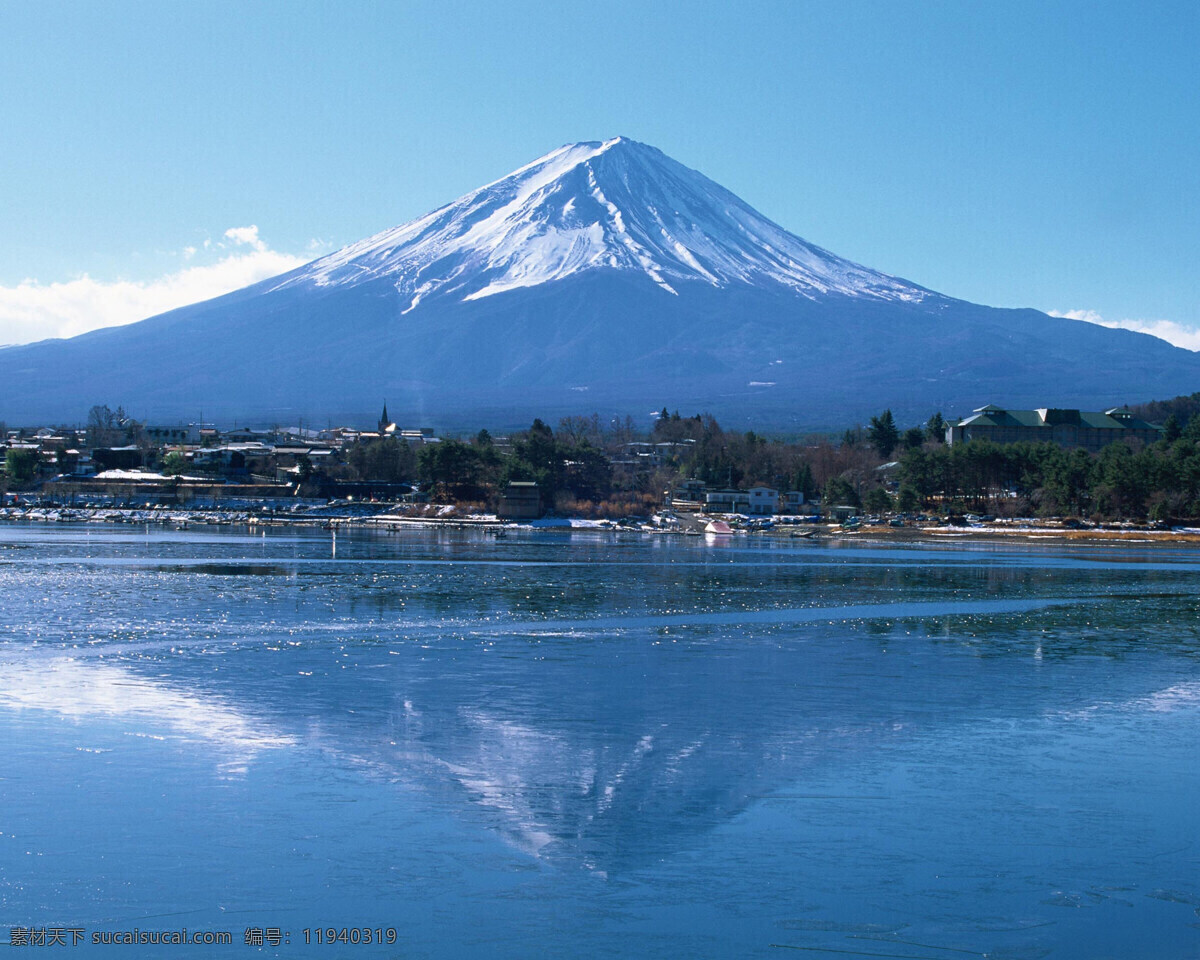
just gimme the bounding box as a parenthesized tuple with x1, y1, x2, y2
(272, 137, 932, 305)
(2, 137, 1198, 429)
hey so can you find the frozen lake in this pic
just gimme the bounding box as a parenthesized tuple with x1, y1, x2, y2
(1, 523, 1198, 958)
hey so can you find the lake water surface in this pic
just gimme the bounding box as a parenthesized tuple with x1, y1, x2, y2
(1, 523, 1198, 958)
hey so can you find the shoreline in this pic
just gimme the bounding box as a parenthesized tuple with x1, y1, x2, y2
(813, 523, 1200, 546)
(3, 503, 1200, 547)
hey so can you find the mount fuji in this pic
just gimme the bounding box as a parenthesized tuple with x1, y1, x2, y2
(3, 136, 1198, 429)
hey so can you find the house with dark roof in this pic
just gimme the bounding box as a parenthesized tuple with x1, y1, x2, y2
(947, 404, 1162, 452)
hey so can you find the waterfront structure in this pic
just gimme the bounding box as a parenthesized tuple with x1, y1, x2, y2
(497, 481, 542, 520)
(704, 486, 779, 516)
(780, 490, 807, 512)
(747, 486, 779, 515)
(947, 404, 1162, 452)
(704, 489, 750, 513)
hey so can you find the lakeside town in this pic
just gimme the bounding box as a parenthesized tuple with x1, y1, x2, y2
(6, 395, 1200, 541)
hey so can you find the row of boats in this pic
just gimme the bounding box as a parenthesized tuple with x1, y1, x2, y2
(0, 506, 258, 525)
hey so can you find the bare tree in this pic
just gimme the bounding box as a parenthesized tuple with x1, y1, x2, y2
(86, 405, 122, 448)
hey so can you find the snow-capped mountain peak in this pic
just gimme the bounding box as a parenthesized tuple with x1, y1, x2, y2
(274, 137, 930, 308)
(8, 137, 1200, 430)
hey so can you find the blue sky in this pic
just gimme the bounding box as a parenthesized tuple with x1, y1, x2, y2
(2, 0, 1198, 346)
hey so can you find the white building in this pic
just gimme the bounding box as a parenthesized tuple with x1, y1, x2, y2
(747, 486, 778, 515)
(704, 486, 779, 516)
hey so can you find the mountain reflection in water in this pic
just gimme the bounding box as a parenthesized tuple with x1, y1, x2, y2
(2, 524, 1199, 958)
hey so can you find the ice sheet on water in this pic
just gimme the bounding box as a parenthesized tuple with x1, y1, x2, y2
(1147, 888, 1200, 906)
(774, 919, 907, 933)
(0, 657, 294, 759)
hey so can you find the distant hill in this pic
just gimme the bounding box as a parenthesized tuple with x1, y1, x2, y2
(3, 137, 1199, 429)
(1130, 392, 1200, 427)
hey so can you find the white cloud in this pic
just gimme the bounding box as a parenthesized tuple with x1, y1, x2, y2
(0, 232, 312, 346)
(223, 224, 267, 252)
(1048, 309, 1200, 352)
(1048, 308, 1104, 324)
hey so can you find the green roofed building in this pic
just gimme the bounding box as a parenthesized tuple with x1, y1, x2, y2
(947, 404, 1162, 453)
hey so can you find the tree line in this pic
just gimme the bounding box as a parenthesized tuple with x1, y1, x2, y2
(893, 426, 1200, 521)
(344, 409, 936, 516)
(363, 403, 1195, 522)
(344, 419, 630, 514)
(13, 397, 1200, 522)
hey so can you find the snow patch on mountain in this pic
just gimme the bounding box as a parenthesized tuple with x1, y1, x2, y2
(272, 137, 932, 307)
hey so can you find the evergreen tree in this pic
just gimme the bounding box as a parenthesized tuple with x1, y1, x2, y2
(562, 443, 613, 501)
(925, 412, 948, 443)
(350, 437, 416, 483)
(510, 419, 563, 501)
(867, 410, 900, 459)
(792, 463, 817, 499)
(1162, 414, 1182, 445)
(823, 475, 861, 509)
(4, 448, 38, 484)
(864, 487, 893, 514)
(418, 439, 483, 498)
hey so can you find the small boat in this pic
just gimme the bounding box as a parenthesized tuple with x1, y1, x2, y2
(705, 520, 733, 534)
